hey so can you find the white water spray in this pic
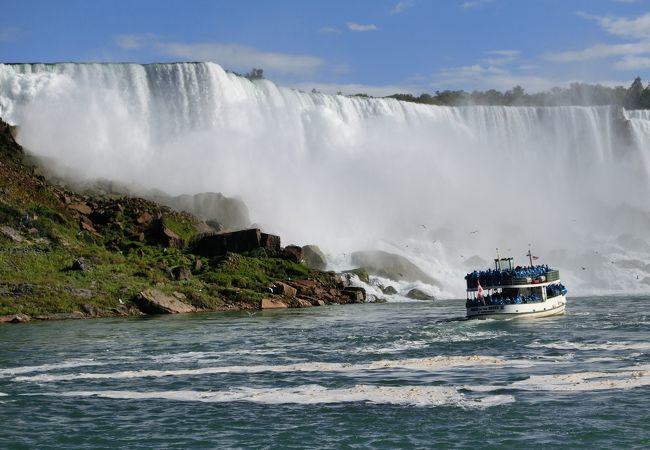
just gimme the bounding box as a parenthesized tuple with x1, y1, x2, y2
(1, 62, 649, 297)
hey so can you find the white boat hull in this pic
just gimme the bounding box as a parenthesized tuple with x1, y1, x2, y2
(466, 295, 567, 319)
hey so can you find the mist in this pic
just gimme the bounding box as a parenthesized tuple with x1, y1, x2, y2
(1, 62, 649, 297)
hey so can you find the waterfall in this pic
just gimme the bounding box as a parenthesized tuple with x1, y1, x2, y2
(1, 62, 649, 296)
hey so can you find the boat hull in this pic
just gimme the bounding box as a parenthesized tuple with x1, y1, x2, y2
(466, 295, 567, 319)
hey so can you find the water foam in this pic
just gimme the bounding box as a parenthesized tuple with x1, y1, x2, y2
(13, 355, 517, 382)
(467, 364, 650, 393)
(0, 359, 105, 377)
(1, 62, 649, 296)
(31, 385, 514, 408)
(529, 340, 650, 352)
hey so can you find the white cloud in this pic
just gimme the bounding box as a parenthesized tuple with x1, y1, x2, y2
(114, 33, 158, 50)
(347, 22, 378, 32)
(390, 0, 415, 15)
(461, 0, 492, 10)
(0, 26, 21, 42)
(545, 41, 650, 62)
(319, 26, 341, 34)
(114, 34, 325, 75)
(577, 11, 650, 40)
(158, 42, 325, 74)
(544, 11, 650, 72)
(434, 64, 558, 92)
(481, 49, 520, 65)
(613, 55, 650, 70)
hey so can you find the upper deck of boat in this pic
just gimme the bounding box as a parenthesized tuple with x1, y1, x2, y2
(465, 256, 561, 292)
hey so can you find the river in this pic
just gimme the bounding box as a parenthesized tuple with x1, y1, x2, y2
(1, 296, 648, 448)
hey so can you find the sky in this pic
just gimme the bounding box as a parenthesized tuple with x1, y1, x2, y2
(2, 0, 650, 95)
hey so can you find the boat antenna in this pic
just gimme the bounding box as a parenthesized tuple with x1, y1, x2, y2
(526, 249, 533, 267)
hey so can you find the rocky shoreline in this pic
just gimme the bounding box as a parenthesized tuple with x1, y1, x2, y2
(0, 118, 387, 324)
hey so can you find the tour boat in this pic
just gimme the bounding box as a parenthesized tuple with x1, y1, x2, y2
(465, 253, 567, 319)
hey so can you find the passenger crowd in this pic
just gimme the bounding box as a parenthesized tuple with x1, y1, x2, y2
(465, 265, 554, 288)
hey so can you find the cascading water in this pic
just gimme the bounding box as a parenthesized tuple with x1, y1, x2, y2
(1, 62, 649, 297)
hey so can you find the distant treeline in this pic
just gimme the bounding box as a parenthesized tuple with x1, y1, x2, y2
(234, 67, 650, 109)
(384, 77, 650, 109)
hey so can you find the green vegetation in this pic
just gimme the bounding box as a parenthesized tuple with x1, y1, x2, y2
(387, 77, 650, 108)
(0, 118, 338, 319)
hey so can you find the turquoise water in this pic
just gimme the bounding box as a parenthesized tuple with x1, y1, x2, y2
(1, 296, 649, 449)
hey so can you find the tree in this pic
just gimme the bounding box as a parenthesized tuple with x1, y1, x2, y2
(626, 76, 644, 109)
(244, 68, 264, 80)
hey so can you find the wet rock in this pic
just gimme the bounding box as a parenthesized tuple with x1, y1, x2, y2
(343, 286, 366, 303)
(154, 192, 251, 230)
(261, 298, 288, 309)
(342, 268, 370, 284)
(281, 245, 303, 263)
(302, 245, 327, 270)
(271, 281, 297, 298)
(190, 228, 280, 257)
(406, 288, 435, 301)
(381, 285, 398, 295)
(80, 303, 98, 316)
(135, 288, 196, 314)
(0, 314, 31, 324)
(351, 250, 440, 286)
(35, 312, 85, 320)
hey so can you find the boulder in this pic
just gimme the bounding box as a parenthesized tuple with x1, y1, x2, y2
(190, 228, 280, 257)
(281, 245, 303, 263)
(68, 202, 93, 216)
(205, 220, 226, 232)
(351, 250, 440, 286)
(134, 289, 196, 314)
(261, 298, 288, 309)
(71, 257, 90, 271)
(343, 286, 366, 303)
(153, 192, 250, 230)
(67, 288, 93, 298)
(169, 266, 192, 281)
(152, 219, 184, 249)
(261, 233, 281, 254)
(381, 285, 398, 295)
(0, 226, 24, 243)
(302, 245, 327, 270)
(406, 288, 435, 301)
(272, 281, 297, 298)
(136, 211, 153, 225)
(0, 314, 31, 324)
(342, 268, 370, 284)
(35, 312, 85, 320)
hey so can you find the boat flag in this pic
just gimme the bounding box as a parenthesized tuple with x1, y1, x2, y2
(477, 280, 484, 300)
(532, 255, 539, 260)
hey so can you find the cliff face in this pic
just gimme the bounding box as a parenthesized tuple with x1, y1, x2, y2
(0, 119, 360, 323)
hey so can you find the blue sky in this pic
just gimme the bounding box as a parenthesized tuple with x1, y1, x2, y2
(2, 0, 650, 95)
